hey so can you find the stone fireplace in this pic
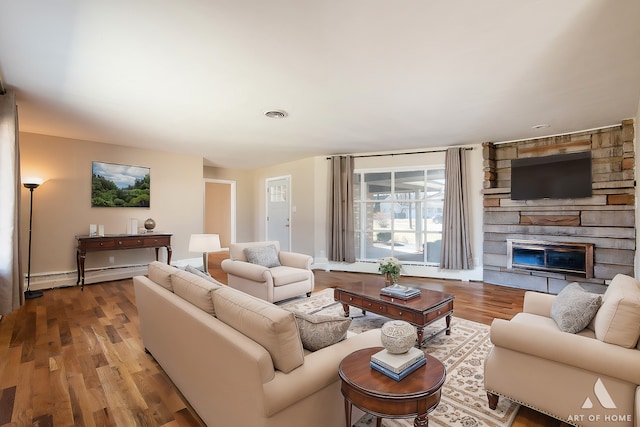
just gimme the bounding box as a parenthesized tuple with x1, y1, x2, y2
(481, 120, 635, 294)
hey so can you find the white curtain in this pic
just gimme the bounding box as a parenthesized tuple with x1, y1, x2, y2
(440, 147, 473, 270)
(329, 155, 355, 262)
(0, 90, 23, 314)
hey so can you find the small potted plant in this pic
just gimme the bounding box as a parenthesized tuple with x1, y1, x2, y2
(378, 256, 402, 285)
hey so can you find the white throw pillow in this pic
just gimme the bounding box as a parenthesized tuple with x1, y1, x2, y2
(593, 274, 640, 348)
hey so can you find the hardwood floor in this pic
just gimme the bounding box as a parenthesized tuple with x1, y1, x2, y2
(0, 256, 566, 426)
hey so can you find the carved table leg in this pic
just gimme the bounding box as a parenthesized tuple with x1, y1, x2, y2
(414, 414, 429, 426)
(445, 314, 452, 335)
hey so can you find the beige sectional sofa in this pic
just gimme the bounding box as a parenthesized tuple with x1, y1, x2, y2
(134, 262, 381, 427)
(484, 274, 640, 427)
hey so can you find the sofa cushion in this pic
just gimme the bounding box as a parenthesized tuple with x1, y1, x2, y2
(213, 287, 304, 373)
(244, 245, 281, 268)
(289, 311, 351, 351)
(171, 269, 223, 316)
(147, 261, 176, 291)
(593, 274, 640, 348)
(270, 266, 311, 287)
(550, 282, 602, 334)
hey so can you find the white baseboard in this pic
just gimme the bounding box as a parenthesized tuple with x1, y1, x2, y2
(24, 265, 149, 291)
(323, 261, 483, 282)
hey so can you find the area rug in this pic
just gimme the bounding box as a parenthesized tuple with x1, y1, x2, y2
(280, 289, 520, 427)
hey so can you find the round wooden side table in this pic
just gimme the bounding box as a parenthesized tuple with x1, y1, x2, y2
(338, 347, 446, 427)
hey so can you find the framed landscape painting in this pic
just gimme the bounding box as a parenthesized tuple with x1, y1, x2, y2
(91, 161, 150, 207)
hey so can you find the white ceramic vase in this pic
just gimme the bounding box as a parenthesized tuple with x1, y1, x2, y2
(381, 320, 417, 354)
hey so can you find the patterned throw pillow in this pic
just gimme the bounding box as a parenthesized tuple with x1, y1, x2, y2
(550, 282, 602, 334)
(289, 311, 352, 351)
(244, 245, 281, 268)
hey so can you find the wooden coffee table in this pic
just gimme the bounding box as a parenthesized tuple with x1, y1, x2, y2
(334, 281, 454, 347)
(339, 347, 446, 427)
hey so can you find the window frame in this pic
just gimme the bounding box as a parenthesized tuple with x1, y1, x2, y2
(353, 165, 445, 265)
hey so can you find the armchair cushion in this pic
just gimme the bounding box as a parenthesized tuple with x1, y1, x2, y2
(550, 282, 602, 333)
(593, 274, 640, 348)
(244, 245, 281, 268)
(271, 266, 313, 287)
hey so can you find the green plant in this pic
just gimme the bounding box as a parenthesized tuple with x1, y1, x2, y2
(378, 256, 402, 282)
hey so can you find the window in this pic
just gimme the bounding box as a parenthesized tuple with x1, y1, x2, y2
(354, 167, 445, 264)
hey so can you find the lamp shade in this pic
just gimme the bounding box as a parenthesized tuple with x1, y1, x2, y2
(188, 234, 221, 253)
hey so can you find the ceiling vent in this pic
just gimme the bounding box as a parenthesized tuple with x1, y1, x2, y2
(264, 110, 288, 119)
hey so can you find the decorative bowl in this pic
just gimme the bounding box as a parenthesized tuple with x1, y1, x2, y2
(381, 320, 417, 354)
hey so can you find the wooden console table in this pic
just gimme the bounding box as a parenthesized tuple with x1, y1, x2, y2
(76, 233, 172, 289)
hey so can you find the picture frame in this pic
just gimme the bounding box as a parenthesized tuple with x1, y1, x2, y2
(91, 161, 150, 207)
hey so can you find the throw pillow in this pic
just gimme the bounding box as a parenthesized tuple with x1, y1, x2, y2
(185, 264, 216, 281)
(244, 245, 281, 268)
(288, 310, 351, 351)
(550, 282, 602, 334)
(593, 274, 640, 348)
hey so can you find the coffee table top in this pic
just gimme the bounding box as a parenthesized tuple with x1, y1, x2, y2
(339, 347, 446, 399)
(335, 280, 454, 311)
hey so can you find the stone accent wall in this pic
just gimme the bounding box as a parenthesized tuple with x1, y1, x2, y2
(482, 120, 635, 294)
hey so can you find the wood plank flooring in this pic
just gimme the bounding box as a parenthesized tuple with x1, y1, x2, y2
(0, 256, 566, 426)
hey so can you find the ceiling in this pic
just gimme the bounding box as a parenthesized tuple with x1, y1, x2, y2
(1, 1, 640, 169)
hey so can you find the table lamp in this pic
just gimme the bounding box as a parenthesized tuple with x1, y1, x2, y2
(188, 234, 221, 273)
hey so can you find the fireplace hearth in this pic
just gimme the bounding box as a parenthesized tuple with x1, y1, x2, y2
(507, 240, 594, 278)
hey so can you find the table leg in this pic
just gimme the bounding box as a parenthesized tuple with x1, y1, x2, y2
(344, 399, 352, 427)
(414, 414, 429, 426)
(166, 245, 172, 264)
(376, 417, 382, 427)
(414, 398, 429, 426)
(77, 251, 86, 291)
(341, 303, 350, 317)
(416, 326, 424, 348)
(445, 314, 452, 335)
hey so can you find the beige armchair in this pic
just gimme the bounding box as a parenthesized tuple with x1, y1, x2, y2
(484, 274, 640, 427)
(221, 241, 314, 303)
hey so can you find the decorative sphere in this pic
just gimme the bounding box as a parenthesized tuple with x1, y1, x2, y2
(144, 218, 156, 230)
(381, 320, 417, 354)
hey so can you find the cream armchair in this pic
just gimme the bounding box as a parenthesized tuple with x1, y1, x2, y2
(221, 241, 314, 303)
(484, 274, 640, 427)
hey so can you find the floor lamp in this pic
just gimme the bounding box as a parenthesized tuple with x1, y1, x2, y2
(24, 179, 44, 299)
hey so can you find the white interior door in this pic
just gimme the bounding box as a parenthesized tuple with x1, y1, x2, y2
(266, 176, 291, 251)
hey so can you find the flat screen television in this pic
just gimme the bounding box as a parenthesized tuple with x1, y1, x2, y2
(511, 151, 592, 200)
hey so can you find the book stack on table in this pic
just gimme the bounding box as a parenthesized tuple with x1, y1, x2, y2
(380, 284, 421, 300)
(370, 347, 426, 381)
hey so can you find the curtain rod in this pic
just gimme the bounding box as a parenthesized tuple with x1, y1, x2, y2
(326, 146, 473, 160)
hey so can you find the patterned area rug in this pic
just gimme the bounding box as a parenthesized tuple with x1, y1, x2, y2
(280, 289, 519, 427)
